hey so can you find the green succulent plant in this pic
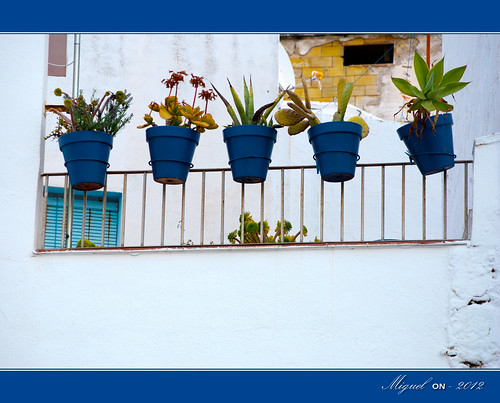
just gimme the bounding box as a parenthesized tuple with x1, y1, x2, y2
(211, 76, 284, 127)
(227, 211, 308, 244)
(76, 239, 98, 247)
(138, 70, 218, 133)
(392, 51, 470, 137)
(274, 76, 369, 138)
(46, 88, 133, 139)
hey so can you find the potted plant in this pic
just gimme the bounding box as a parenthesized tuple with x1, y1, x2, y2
(138, 70, 218, 184)
(227, 211, 309, 244)
(391, 51, 469, 175)
(274, 77, 369, 182)
(211, 77, 283, 183)
(46, 88, 133, 191)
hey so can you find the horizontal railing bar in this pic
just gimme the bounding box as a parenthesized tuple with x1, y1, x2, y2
(40, 160, 475, 177)
(35, 238, 469, 252)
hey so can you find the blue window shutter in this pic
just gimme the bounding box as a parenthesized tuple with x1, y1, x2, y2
(44, 187, 121, 249)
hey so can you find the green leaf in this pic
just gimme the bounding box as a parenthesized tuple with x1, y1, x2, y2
(211, 83, 241, 126)
(414, 51, 429, 90)
(339, 81, 353, 120)
(424, 70, 435, 94)
(441, 65, 467, 86)
(429, 57, 444, 88)
(432, 99, 454, 112)
(431, 81, 470, 99)
(392, 78, 425, 98)
(228, 79, 248, 125)
(274, 108, 305, 126)
(421, 99, 436, 112)
(301, 76, 311, 109)
(409, 99, 423, 111)
(288, 119, 310, 135)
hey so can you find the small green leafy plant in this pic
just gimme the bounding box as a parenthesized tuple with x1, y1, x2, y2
(138, 70, 218, 133)
(211, 76, 284, 127)
(46, 88, 133, 139)
(392, 51, 469, 137)
(76, 239, 98, 247)
(227, 211, 308, 244)
(274, 77, 369, 138)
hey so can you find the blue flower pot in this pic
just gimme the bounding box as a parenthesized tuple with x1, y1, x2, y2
(397, 113, 455, 176)
(308, 121, 362, 182)
(146, 126, 200, 184)
(223, 125, 277, 183)
(58, 131, 113, 191)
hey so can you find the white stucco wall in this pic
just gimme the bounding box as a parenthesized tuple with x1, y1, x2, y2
(0, 34, 499, 369)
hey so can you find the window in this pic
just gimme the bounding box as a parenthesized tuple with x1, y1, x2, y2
(343, 44, 394, 66)
(44, 187, 121, 248)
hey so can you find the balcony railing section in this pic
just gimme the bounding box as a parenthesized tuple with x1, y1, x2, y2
(38, 161, 473, 251)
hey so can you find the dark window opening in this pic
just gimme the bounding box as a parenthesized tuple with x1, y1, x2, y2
(343, 44, 394, 66)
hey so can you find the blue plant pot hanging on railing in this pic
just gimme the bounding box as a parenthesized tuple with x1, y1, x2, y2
(307, 121, 362, 183)
(397, 113, 455, 176)
(146, 126, 200, 185)
(58, 131, 113, 191)
(223, 125, 277, 184)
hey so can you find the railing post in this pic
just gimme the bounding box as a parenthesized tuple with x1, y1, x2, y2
(300, 167, 304, 242)
(401, 165, 406, 241)
(161, 184, 166, 246)
(220, 171, 225, 245)
(443, 170, 447, 240)
(280, 168, 285, 243)
(240, 183, 245, 244)
(120, 173, 127, 247)
(100, 177, 108, 247)
(200, 171, 206, 245)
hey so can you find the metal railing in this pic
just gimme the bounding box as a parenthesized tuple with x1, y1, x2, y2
(38, 160, 473, 250)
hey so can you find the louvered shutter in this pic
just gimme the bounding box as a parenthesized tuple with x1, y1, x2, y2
(44, 187, 121, 248)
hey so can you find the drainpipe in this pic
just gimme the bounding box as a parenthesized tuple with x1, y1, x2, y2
(426, 34, 431, 68)
(66, 34, 81, 247)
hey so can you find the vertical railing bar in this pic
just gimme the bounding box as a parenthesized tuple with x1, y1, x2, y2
(340, 181, 345, 242)
(240, 183, 245, 244)
(220, 171, 225, 245)
(260, 181, 265, 243)
(80, 191, 87, 248)
(120, 173, 127, 247)
(401, 165, 406, 241)
(300, 167, 304, 242)
(443, 170, 447, 240)
(181, 182, 186, 245)
(320, 179, 324, 242)
(100, 176, 108, 247)
(161, 184, 166, 246)
(360, 166, 365, 242)
(60, 175, 68, 248)
(381, 165, 385, 241)
(200, 171, 206, 245)
(464, 163, 469, 239)
(140, 172, 147, 247)
(67, 186, 74, 248)
(280, 168, 285, 243)
(41, 175, 49, 249)
(422, 175, 427, 240)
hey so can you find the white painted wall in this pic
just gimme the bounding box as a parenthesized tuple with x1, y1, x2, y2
(0, 34, 499, 369)
(442, 34, 500, 239)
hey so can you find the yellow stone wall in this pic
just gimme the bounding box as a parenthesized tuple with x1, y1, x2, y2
(280, 34, 442, 120)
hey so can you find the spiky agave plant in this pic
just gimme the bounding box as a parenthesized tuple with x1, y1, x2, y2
(211, 76, 284, 127)
(274, 77, 369, 138)
(392, 51, 469, 138)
